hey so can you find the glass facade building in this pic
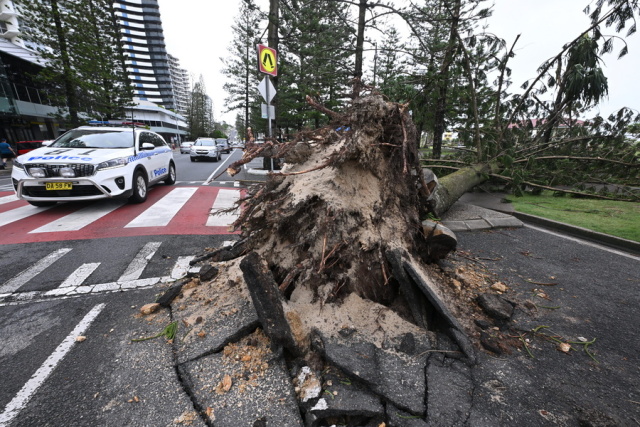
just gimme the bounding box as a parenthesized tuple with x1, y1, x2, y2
(114, 0, 176, 110)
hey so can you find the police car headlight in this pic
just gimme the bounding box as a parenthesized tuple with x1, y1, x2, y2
(96, 157, 128, 171)
(12, 159, 23, 170)
(29, 167, 46, 178)
(59, 167, 76, 178)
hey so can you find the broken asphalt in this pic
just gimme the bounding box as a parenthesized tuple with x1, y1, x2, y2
(131, 194, 640, 426)
(4, 190, 640, 426)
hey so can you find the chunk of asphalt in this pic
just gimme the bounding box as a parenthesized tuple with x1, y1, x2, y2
(240, 252, 302, 356)
(385, 331, 435, 356)
(386, 403, 428, 427)
(178, 349, 303, 426)
(426, 354, 474, 426)
(448, 327, 477, 364)
(313, 331, 427, 416)
(198, 264, 219, 282)
(479, 331, 506, 355)
(173, 288, 259, 364)
(476, 293, 514, 321)
(305, 372, 385, 421)
(155, 282, 185, 307)
(386, 249, 430, 329)
(403, 259, 476, 363)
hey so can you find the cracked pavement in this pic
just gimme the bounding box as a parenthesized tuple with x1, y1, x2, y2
(137, 223, 638, 426)
(3, 204, 637, 426)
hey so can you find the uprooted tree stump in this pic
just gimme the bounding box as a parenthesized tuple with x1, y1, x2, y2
(164, 93, 534, 423)
(237, 95, 435, 298)
(220, 94, 471, 352)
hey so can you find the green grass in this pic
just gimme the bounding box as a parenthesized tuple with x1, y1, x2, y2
(505, 191, 640, 242)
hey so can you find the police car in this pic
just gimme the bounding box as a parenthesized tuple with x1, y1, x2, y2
(11, 126, 176, 207)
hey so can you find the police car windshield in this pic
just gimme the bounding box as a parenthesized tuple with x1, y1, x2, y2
(196, 140, 216, 146)
(51, 130, 135, 149)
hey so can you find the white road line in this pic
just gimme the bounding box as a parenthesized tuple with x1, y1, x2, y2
(203, 150, 237, 185)
(125, 187, 197, 228)
(118, 241, 162, 282)
(206, 189, 241, 227)
(58, 263, 101, 288)
(29, 200, 125, 233)
(0, 204, 53, 227)
(0, 194, 19, 205)
(0, 248, 72, 294)
(170, 256, 195, 280)
(0, 303, 106, 426)
(524, 224, 640, 261)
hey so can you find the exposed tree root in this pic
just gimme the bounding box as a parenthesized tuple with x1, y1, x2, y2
(227, 94, 438, 311)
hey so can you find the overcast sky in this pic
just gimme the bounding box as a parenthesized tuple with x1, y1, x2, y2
(157, 0, 640, 124)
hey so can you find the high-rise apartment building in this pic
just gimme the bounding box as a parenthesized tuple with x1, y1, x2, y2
(113, 0, 175, 110)
(168, 54, 190, 115)
(0, 0, 22, 47)
(0, 0, 188, 142)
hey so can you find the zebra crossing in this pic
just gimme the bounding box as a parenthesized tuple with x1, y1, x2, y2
(0, 182, 14, 193)
(0, 240, 233, 306)
(0, 186, 242, 245)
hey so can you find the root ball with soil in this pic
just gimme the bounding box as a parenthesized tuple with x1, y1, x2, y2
(230, 94, 437, 313)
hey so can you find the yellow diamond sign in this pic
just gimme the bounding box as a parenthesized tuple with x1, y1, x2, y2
(257, 44, 277, 76)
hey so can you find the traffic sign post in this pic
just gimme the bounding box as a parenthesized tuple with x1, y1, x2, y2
(257, 44, 277, 76)
(257, 45, 278, 140)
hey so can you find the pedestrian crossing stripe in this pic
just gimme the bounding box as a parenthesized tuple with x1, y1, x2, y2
(0, 243, 201, 306)
(0, 186, 242, 245)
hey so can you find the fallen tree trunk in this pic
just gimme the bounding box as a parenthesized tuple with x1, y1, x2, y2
(430, 161, 503, 217)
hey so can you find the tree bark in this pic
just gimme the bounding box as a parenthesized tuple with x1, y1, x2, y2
(431, 0, 461, 159)
(431, 162, 502, 217)
(353, 0, 367, 97)
(268, 0, 279, 133)
(50, 0, 79, 127)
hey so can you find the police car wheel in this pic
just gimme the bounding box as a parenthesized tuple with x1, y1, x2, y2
(190, 157, 196, 162)
(28, 201, 57, 207)
(129, 170, 148, 203)
(164, 162, 176, 185)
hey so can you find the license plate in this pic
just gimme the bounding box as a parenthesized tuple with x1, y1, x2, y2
(45, 182, 72, 190)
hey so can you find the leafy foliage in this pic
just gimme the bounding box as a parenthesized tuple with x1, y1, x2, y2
(16, 0, 132, 126)
(186, 76, 214, 139)
(221, 0, 263, 138)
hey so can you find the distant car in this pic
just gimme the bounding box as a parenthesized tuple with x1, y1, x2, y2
(14, 140, 46, 156)
(190, 138, 221, 162)
(215, 138, 231, 154)
(11, 126, 176, 207)
(180, 141, 193, 154)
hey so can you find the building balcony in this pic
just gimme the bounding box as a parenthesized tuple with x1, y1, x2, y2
(0, 9, 17, 21)
(0, 28, 20, 39)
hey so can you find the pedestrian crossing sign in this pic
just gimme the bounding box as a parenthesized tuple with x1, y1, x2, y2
(257, 44, 277, 76)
